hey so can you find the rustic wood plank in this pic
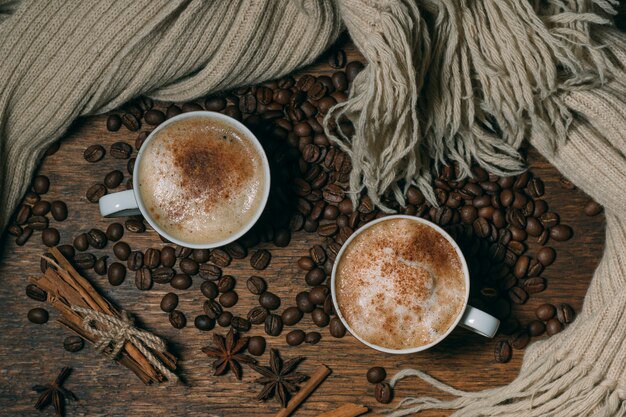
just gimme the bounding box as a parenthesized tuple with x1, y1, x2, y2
(0, 35, 607, 416)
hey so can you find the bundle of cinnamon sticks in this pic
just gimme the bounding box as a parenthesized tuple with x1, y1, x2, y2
(31, 247, 177, 384)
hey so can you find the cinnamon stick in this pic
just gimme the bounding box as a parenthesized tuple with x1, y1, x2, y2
(317, 403, 369, 417)
(275, 364, 332, 417)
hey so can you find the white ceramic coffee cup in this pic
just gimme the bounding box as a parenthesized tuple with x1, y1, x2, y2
(99, 111, 270, 249)
(331, 214, 500, 354)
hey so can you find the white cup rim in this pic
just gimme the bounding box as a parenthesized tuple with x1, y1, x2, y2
(330, 214, 471, 354)
(132, 111, 271, 249)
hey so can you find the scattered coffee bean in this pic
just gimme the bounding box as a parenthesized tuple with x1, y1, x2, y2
(528, 320, 545, 336)
(41, 228, 60, 247)
(86, 228, 107, 249)
(508, 286, 528, 304)
(298, 256, 315, 271)
(522, 277, 546, 293)
(305, 267, 326, 286)
(170, 273, 192, 290)
(556, 303, 575, 324)
(281, 307, 303, 326)
(199, 263, 222, 280)
(328, 48, 346, 68)
(535, 303, 556, 321)
(296, 291, 315, 313)
(86, 183, 107, 203)
(84, 144, 105, 162)
(28, 215, 48, 230)
(248, 306, 269, 325)
(15, 204, 31, 225)
(264, 314, 283, 336)
(104, 170, 124, 189)
(367, 367, 387, 384)
(308, 286, 329, 305)
(203, 300, 223, 319)
(161, 246, 176, 267)
(550, 225, 573, 241)
(219, 291, 238, 308)
(28, 308, 49, 324)
(204, 97, 227, 111)
(104, 223, 123, 242)
(209, 248, 231, 267)
(194, 315, 215, 331)
(135, 267, 152, 290)
(32, 200, 51, 216)
(250, 249, 271, 270)
(169, 310, 186, 329)
(231, 316, 251, 332)
(584, 200, 602, 216)
(345, 61, 365, 82)
(63, 336, 84, 352)
(375, 382, 393, 404)
(546, 318, 563, 336)
(217, 312, 233, 327)
(310, 245, 326, 264)
(246, 276, 267, 295)
(510, 330, 530, 349)
(125, 218, 145, 233)
(144, 109, 165, 125)
(15, 227, 32, 246)
(537, 247, 556, 266)
(112, 241, 131, 261)
(179, 258, 199, 275)
(94, 256, 108, 276)
(259, 292, 281, 310)
(329, 317, 347, 338)
(73, 252, 95, 270)
(127, 251, 144, 271)
(305, 331, 321, 345)
(106, 114, 122, 131)
(539, 212, 559, 228)
(120, 113, 140, 131)
(217, 275, 236, 293)
(26, 284, 47, 302)
(311, 308, 330, 327)
(494, 340, 512, 363)
(32, 175, 50, 194)
(191, 249, 211, 263)
(248, 336, 266, 356)
(286, 330, 306, 346)
(108, 262, 126, 286)
(110, 141, 133, 159)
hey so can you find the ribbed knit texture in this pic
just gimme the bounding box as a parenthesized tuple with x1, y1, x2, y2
(1, 1, 626, 416)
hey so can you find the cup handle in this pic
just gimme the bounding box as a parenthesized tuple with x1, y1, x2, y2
(99, 190, 141, 217)
(458, 305, 500, 338)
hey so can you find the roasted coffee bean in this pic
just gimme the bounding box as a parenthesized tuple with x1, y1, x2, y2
(528, 320, 546, 336)
(179, 258, 199, 275)
(259, 291, 281, 310)
(329, 317, 347, 338)
(41, 228, 60, 247)
(328, 48, 346, 68)
(171, 273, 192, 290)
(84, 144, 105, 162)
(473, 217, 490, 238)
(556, 303, 575, 324)
(271, 228, 291, 247)
(244, 306, 268, 325)
(536, 303, 556, 321)
(375, 382, 393, 404)
(309, 245, 326, 264)
(103, 170, 124, 189)
(522, 277, 546, 294)
(74, 252, 96, 270)
(32, 200, 51, 216)
(112, 241, 131, 261)
(203, 300, 223, 319)
(539, 212, 559, 228)
(152, 267, 174, 284)
(367, 367, 387, 384)
(309, 286, 329, 305)
(546, 318, 563, 336)
(323, 184, 344, 204)
(125, 218, 145, 233)
(199, 263, 222, 280)
(281, 307, 303, 326)
(63, 336, 84, 352)
(494, 340, 512, 363)
(144, 109, 165, 125)
(106, 223, 124, 242)
(217, 312, 233, 327)
(286, 330, 306, 346)
(24, 191, 40, 205)
(265, 314, 283, 336)
(94, 256, 108, 276)
(141, 248, 159, 269)
(216, 275, 235, 293)
(204, 97, 227, 111)
(26, 284, 47, 302)
(510, 330, 530, 349)
(26, 215, 47, 231)
(584, 200, 603, 216)
(224, 243, 247, 260)
(513, 255, 529, 278)
(296, 291, 315, 313)
(248, 336, 266, 356)
(191, 249, 211, 263)
(182, 102, 203, 112)
(166, 104, 182, 118)
(135, 131, 149, 150)
(508, 286, 528, 304)
(246, 276, 266, 296)
(219, 291, 238, 308)
(209, 248, 231, 267)
(15, 204, 31, 226)
(331, 71, 348, 92)
(508, 241, 526, 256)
(527, 259, 543, 277)
(132, 267, 151, 290)
(86, 183, 107, 203)
(110, 141, 133, 159)
(28, 308, 49, 324)
(305, 331, 321, 345)
(298, 256, 315, 271)
(32, 175, 50, 194)
(507, 208, 526, 229)
(127, 251, 143, 271)
(527, 177, 544, 197)
(308, 80, 328, 101)
(345, 60, 364, 81)
(525, 217, 543, 237)
(250, 249, 271, 270)
(106, 114, 122, 131)
(311, 308, 330, 327)
(230, 316, 252, 332)
(57, 244, 75, 259)
(224, 105, 242, 120)
(537, 246, 556, 266)
(305, 268, 326, 286)
(169, 310, 186, 329)
(120, 113, 140, 131)
(199, 281, 218, 300)
(194, 315, 215, 331)
(550, 225, 573, 241)
(108, 262, 126, 286)
(239, 93, 257, 113)
(161, 246, 176, 267)
(86, 228, 107, 249)
(460, 206, 477, 224)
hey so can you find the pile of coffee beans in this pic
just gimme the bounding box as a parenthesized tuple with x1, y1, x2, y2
(15, 48, 592, 368)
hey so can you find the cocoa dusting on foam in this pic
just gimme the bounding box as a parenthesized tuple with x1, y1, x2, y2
(137, 118, 266, 245)
(335, 219, 466, 350)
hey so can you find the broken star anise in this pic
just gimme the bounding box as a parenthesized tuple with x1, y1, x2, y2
(201, 328, 256, 380)
(32, 367, 77, 417)
(249, 348, 308, 408)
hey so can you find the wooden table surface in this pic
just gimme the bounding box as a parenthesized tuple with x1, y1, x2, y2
(0, 38, 607, 417)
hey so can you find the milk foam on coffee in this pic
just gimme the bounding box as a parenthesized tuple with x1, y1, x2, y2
(335, 218, 466, 350)
(138, 117, 266, 245)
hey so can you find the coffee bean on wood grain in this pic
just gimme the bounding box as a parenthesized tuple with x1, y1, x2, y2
(86, 184, 107, 203)
(528, 320, 546, 336)
(217, 312, 233, 327)
(494, 340, 512, 363)
(248, 336, 266, 356)
(203, 300, 223, 319)
(546, 318, 563, 336)
(281, 307, 303, 326)
(329, 317, 347, 338)
(104, 170, 124, 189)
(367, 367, 386, 384)
(32, 175, 50, 194)
(170, 274, 192, 290)
(63, 336, 84, 352)
(296, 291, 315, 313)
(94, 256, 108, 276)
(26, 284, 47, 302)
(305, 331, 321, 345)
(169, 310, 186, 329)
(250, 249, 271, 270)
(107, 262, 126, 286)
(231, 316, 251, 332)
(110, 141, 132, 159)
(135, 268, 152, 290)
(125, 218, 145, 233)
(264, 314, 283, 336)
(209, 249, 231, 267)
(41, 228, 60, 247)
(556, 303, 575, 324)
(537, 247, 556, 266)
(375, 382, 393, 404)
(84, 144, 105, 162)
(584, 200, 603, 216)
(219, 291, 238, 308)
(550, 225, 573, 241)
(286, 330, 306, 346)
(28, 308, 49, 324)
(246, 276, 267, 295)
(194, 315, 215, 331)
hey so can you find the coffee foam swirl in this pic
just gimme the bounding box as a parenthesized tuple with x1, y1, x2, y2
(138, 117, 266, 245)
(335, 218, 466, 350)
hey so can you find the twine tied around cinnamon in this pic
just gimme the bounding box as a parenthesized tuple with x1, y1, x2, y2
(71, 305, 178, 383)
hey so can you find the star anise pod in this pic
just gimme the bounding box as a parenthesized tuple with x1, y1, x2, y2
(201, 328, 256, 379)
(249, 348, 308, 408)
(32, 367, 77, 417)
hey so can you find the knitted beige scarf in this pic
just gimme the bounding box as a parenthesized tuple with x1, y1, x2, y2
(1, 1, 625, 415)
